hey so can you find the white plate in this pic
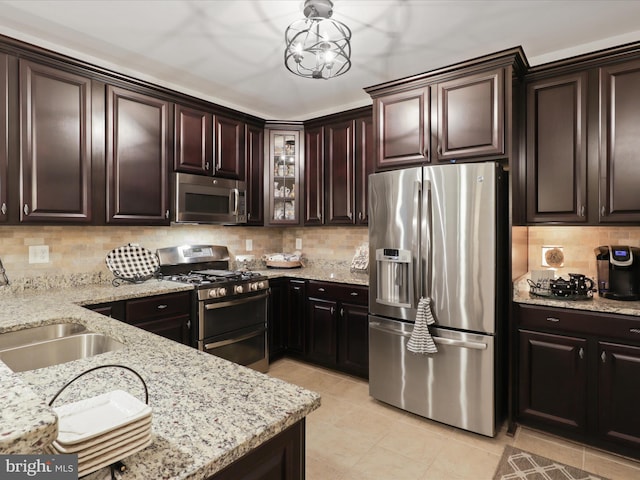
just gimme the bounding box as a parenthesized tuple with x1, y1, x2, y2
(54, 390, 151, 445)
(77, 435, 152, 477)
(75, 430, 151, 463)
(51, 417, 152, 454)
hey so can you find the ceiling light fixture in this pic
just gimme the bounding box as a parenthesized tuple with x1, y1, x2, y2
(284, 0, 352, 80)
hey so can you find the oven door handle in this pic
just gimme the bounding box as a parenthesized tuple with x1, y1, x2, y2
(204, 327, 266, 350)
(204, 291, 268, 310)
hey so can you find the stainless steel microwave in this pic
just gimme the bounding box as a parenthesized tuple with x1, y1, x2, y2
(174, 173, 246, 225)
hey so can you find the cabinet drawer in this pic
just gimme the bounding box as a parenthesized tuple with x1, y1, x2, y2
(517, 303, 640, 342)
(126, 292, 191, 323)
(307, 281, 368, 305)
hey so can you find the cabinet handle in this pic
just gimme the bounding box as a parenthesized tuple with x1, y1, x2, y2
(350, 292, 359, 296)
(578, 347, 584, 360)
(580, 205, 585, 217)
(165, 210, 170, 219)
(0, 203, 6, 215)
(358, 212, 363, 221)
(330, 306, 335, 315)
(601, 351, 606, 363)
(23, 204, 29, 216)
(205, 162, 210, 170)
(340, 308, 344, 317)
(348, 211, 353, 220)
(630, 328, 640, 334)
(247, 213, 251, 220)
(601, 205, 606, 217)
(187, 320, 191, 329)
(546, 317, 560, 322)
(318, 287, 325, 292)
(437, 145, 442, 156)
(157, 304, 168, 309)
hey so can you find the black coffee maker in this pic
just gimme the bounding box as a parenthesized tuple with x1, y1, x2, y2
(594, 245, 640, 300)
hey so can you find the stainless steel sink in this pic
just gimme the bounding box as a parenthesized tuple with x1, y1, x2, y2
(0, 323, 88, 350)
(0, 332, 125, 372)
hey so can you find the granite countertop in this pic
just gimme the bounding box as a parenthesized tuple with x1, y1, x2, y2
(513, 274, 640, 317)
(0, 280, 320, 479)
(253, 265, 369, 286)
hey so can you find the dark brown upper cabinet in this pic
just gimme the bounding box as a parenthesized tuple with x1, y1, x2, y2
(174, 104, 213, 175)
(304, 125, 323, 225)
(599, 59, 640, 223)
(354, 114, 374, 225)
(0, 53, 7, 224)
(19, 59, 92, 223)
(526, 72, 588, 223)
(324, 119, 355, 225)
(435, 68, 505, 162)
(365, 49, 526, 172)
(214, 114, 245, 180)
(245, 122, 264, 225)
(373, 87, 429, 170)
(304, 107, 373, 226)
(105, 85, 171, 225)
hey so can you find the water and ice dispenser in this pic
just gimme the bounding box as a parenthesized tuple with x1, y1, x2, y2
(375, 248, 413, 308)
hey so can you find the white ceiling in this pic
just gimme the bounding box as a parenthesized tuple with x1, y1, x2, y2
(1, 0, 639, 121)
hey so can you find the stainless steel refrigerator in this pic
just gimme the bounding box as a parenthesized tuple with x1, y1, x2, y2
(368, 162, 507, 437)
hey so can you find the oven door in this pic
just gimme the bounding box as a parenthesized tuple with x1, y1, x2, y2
(201, 325, 268, 373)
(198, 291, 269, 372)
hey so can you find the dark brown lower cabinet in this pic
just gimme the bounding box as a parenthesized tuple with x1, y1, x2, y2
(305, 281, 369, 378)
(85, 291, 191, 346)
(268, 278, 287, 361)
(518, 330, 587, 434)
(516, 303, 640, 459)
(598, 341, 640, 450)
(208, 420, 305, 480)
(287, 280, 307, 356)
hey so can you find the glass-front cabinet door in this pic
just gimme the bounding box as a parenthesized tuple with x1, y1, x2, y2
(268, 129, 301, 225)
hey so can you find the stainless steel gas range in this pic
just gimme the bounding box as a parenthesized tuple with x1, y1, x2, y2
(157, 245, 270, 373)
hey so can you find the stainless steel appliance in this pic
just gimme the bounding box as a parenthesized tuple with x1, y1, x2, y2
(594, 245, 640, 300)
(157, 245, 269, 372)
(173, 172, 247, 225)
(368, 162, 507, 437)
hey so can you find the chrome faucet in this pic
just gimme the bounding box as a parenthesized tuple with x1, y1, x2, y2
(0, 256, 9, 285)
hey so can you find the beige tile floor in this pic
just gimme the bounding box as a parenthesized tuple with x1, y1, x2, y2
(268, 358, 640, 480)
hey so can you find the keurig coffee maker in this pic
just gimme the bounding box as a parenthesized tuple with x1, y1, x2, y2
(594, 245, 640, 300)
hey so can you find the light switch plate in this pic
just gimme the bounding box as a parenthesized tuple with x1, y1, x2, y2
(29, 245, 49, 264)
(295, 238, 302, 250)
(245, 239, 253, 251)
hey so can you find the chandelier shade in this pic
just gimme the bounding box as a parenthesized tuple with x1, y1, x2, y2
(284, 0, 352, 80)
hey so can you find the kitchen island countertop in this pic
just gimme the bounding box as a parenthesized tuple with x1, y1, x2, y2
(0, 280, 320, 479)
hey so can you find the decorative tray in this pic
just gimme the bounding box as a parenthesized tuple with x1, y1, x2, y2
(527, 279, 594, 301)
(105, 243, 161, 286)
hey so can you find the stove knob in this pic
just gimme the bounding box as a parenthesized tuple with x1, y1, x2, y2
(208, 288, 218, 298)
(235, 285, 244, 294)
(250, 282, 258, 291)
(218, 287, 227, 297)
(257, 281, 265, 289)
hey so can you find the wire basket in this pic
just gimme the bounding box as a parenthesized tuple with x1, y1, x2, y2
(105, 244, 161, 286)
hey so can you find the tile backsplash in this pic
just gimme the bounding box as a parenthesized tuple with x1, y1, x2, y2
(0, 225, 368, 285)
(527, 226, 640, 280)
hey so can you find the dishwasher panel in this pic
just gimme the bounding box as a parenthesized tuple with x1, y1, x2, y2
(368, 315, 496, 436)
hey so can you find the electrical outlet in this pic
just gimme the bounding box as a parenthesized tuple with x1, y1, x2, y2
(246, 239, 253, 251)
(295, 238, 302, 250)
(29, 245, 49, 264)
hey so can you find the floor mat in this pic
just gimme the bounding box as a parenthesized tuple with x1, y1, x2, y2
(493, 445, 609, 480)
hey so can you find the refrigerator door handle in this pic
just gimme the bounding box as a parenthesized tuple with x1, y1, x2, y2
(433, 336, 488, 350)
(412, 180, 422, 306)
(369, 321, 488, 350)
(421, 179, 432, 300)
